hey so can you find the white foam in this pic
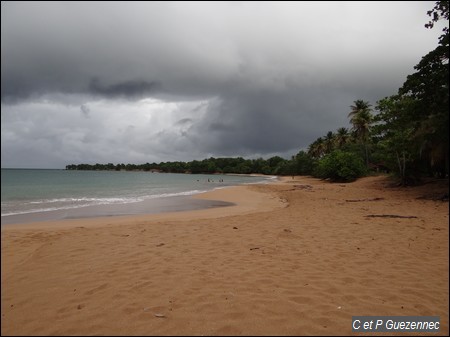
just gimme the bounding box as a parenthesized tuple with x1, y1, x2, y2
(1, 189, 211, 217)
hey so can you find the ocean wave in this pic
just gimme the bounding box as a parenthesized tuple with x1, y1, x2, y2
(145, 189, 208, 199)
(1, 204, 91, 217)
(1, 189, 210, 217)
(27, 197, 144, 205)
(242, 175, 277, 184)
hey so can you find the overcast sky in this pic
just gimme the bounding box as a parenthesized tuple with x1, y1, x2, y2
(1, 1, 445, 168)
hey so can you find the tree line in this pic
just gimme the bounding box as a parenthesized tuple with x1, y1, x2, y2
(67, 2, 448, 184)
(66, 156, 296, 176)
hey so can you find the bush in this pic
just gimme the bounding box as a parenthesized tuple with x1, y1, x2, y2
(313, 150, 367, 182)
(294, 151, 315, 175)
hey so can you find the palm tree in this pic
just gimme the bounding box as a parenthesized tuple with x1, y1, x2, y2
(348, 100, 373, 167)
(349, 100, 372, 136)
(324, 131, 335, 154)
(308, 137, 325, 159)
(335, 127, 350, 148)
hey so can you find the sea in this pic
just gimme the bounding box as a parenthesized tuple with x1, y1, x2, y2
(1, 169, 274, 225)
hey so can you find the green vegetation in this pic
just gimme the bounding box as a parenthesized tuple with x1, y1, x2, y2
(313, 151, 367, 182)
(67, 2, 448, 184)
(66, 156, 295, 176)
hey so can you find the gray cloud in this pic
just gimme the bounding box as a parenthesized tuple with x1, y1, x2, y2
(1, 1, 444, 168)
(88, 78, 162, 99)
(175, 118, 193, 126)
(80, 104, 90, 118)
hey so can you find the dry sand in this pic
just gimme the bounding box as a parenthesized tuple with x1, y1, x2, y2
(1, 175, 448, 335)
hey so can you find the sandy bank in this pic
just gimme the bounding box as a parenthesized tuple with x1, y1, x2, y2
(1, 175, 448, 335)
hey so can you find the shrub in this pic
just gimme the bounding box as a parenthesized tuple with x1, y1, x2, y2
(313, 150, 367, 182)
(294, 151, 315, 175)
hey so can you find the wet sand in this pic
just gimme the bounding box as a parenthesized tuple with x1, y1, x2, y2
(1, 175, 448, 335)
(1, 195, 235, 226)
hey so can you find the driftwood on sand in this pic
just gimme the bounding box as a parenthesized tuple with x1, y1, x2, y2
(365, 214, 418, 219)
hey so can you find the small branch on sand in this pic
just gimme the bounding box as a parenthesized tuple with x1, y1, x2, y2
(365, 214, 418, 219)
(346, 197, 384, 202)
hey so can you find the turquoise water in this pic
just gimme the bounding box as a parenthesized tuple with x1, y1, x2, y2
(1, 169, 273, 223)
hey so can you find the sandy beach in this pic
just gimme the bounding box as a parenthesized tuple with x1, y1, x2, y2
(1, 175, 448, 335)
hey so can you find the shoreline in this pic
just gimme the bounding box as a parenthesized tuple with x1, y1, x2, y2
(0, 194, 235, 227)
(1, 171, 275, 227)
(2, 175, 448, 335)
(1, 184, 284, 230)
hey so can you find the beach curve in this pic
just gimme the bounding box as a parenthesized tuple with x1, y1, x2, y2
(1, 175, 448, 335)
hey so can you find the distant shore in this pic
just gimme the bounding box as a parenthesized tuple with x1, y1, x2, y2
(1, 175, 448, 335)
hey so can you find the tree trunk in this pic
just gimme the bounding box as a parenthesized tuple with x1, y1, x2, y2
(364, 143, 369, 168)
(396, 151, 406, 185)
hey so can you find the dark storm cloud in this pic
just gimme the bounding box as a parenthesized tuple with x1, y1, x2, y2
(88, 79, 162, 99)
(1, 1, 445, 168)
(188, 85, 373, 157)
